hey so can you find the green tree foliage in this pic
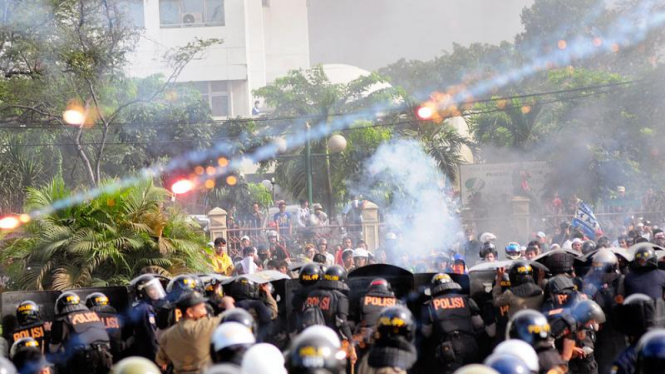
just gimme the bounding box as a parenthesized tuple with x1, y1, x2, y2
(1, 177, 210, 290)
(0, 0, 220, 211)
(254, 66, 400, 212)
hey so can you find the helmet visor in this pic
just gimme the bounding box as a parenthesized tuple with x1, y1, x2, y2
(142, 278, 166, 301)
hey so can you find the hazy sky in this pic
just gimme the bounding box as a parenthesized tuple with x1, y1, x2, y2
(308, 0, 534, 70)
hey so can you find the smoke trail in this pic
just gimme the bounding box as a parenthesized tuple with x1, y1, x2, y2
(12, 0, 665, 226)
(350, 139, 461, 262)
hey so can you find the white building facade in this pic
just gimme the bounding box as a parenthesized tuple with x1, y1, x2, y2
(125, 0, 310, 117)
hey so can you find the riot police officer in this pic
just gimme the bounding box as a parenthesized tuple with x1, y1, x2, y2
(355, 278, 399, 349)
(567, 300, 606, 374)
(12, 301, 47, 352)
(624, 245, 665, 301)
(220, 308, 258, 338)
(10, 337, 52, 374)
(204, 275, 231, 316)
(127, 274, 166, 361)
(162, 274, 207, 327)
(210, 322, 256, 366)
(613, 293, 657, 374)
(494, 262, 544, 318)
(635, 329, 665, 374)
(542, 251, 580, 313)
(422, 273, 484, 373)
(583, 249, 626, 374)
(302, 265, 354, 339)
(484, 352, 532, 374)
(49, 291, 112, 374)
(286, 333, 347, 374)
(229, 277, 274, 342)
(357, 306, 417, 374)
(86, 292, 126, 362)
(110, 357, 162, 374)
(293, 263, 323, 332)
(507, 309, 566, 374)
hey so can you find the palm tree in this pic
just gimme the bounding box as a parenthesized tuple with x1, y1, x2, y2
(1, 177, 210, 290)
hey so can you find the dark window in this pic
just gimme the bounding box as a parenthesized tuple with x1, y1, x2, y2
(191, 81, 231, 117)
(159, 0, 225, 28)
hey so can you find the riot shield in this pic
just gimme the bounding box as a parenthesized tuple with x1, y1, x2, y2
(71, 287, 130, 315)
(1, 290, 61, 343)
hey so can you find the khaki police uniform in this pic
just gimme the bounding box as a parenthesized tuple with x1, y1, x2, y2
(156, 315, 223, 374)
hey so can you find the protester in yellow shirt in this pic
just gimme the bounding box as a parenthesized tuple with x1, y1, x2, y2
(210, 237, 234, 276)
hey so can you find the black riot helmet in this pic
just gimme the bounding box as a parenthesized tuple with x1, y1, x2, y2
(506, 310, 551, 347)
(286, 334, 347, 374)
(498, 272, 511, 291)
(571, 300, 606, 326)
(319, 265, 349, 291)
(229, 277, 259, 301)
(220, 308, 257, 337)
(367, 278, 393, 296)
(85, 292, 110, 309)
(636, 329, 665, 374)
(480, 242, 497, 259)
(132, 274, 167, 302)
(508, 261, 535, 287)
(430, 273, 462, 295)
(633, 246, 658, 269)
(323, 265, 347, 282)
(484, 353, 531, 374)
(203, 275, 226, 299)
(616, 293, 656, 338)
(55, 291, 86, 316)
(591, 249, 618, 273)
(375, 306, 415, 343)
(299, 263, 322, 287)
(9, 337, 40, 360)
(16, 301, 41, 325)
(167, 274, 204, 301)
(582, 240, 597, 255)
(545, 250, 574, 275)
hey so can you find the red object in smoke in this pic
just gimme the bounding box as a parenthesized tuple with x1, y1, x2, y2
(171, 179, 195, 195)
(415, 105, 435, 120)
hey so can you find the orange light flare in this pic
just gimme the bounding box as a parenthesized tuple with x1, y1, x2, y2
(217, 157, 229, 167)
(416, 105, 435, 121)
(171, 179, 196, 195)
(0, 216, 21, 230)
(557, 40, 567, 50)
(226, 175, 238, 186)
(593, 37, 603, 47)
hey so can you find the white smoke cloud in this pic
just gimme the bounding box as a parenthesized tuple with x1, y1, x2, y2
(352, 139, 462, 260)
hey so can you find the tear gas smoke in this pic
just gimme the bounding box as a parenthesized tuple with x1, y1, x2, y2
(350, 139, 462, 262)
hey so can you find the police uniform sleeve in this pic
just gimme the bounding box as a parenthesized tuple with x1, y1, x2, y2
(335, 295, 353, 341)
(263, 291, 279, 320)
(155, 332, 170, 368)
(492, 283, 511, 307)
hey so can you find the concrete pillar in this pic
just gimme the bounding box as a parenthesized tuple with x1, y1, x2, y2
(208, 207, 228, 242)
(361, 201, 380, 251)
(511, 197, 531, 243)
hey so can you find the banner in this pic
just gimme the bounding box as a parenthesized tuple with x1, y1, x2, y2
(572, 201, 601, 239)
(459, 162, 551, 207)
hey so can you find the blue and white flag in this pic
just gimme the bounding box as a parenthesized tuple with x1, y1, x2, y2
(572, 201, 601, 239)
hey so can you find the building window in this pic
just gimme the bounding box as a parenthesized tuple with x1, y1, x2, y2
(120, 0, 145, 29)
(159, 0, 224, 28)
(192, 81, 231, 117)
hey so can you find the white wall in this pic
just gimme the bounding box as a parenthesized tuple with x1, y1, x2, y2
(263, 0, 311, 84)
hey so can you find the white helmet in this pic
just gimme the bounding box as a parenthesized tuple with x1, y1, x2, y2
(493, 339, 539, 373)
(479, 232, 497, 243)
(453, 365, 499, 374)
(294, 325, 341, 348)
(211, 322, 256, 353)
(353, 248, 369, 258)
(242, 343, 287, 374)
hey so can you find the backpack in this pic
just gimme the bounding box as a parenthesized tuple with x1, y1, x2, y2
(297, 301, 326, 332)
